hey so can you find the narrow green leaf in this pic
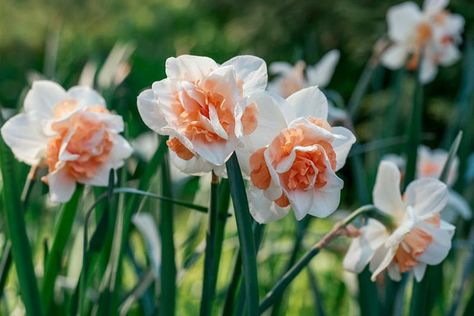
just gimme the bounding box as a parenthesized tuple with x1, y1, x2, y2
(226, 153, 259, 316)
(404, 64, 424, 188)
(159, 149, 176, 316)
(0, 131, 43, 316)
(270, 218, 310, 316)
(440, 131, 463, 183)
(200, 176, 230, 316)
(348, 60, 378, 120)
(41, 186, 83, 312)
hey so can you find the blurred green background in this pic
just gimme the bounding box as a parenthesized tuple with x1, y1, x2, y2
(1, 0, 473, 126)
(1, 0, 474, 315)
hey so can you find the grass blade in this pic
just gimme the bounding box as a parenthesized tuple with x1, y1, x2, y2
(404, 64, 424, 188)
(200, 175, 230, 316)
(41, 186, 83, 312)
(159, 149, 177, 315)
(225, 153, 259, 316)
(0, 130, 43, 316)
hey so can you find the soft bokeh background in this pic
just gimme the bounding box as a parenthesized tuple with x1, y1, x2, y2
(1, 0, 474, 315)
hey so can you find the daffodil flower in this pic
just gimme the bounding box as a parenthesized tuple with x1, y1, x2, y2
(343, 161, 454, 282)
(383, 145, 471, 221)
(1, 80, 133, 202)
(268, 50, 340, 98)
(381, 0, 464, 83)
(137, 55, 283, 175)
(245, 86, 356, 223)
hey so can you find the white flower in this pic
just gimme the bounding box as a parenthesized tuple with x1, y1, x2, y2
(381, 0, 464, 83)
(382, 146, 470, 221)
(268, 50, 340, 98)
(245, 86, 356, 223)
(137, 55, 282, 176)
(0, 80, 133, 202)
(343, 161, 454, 281)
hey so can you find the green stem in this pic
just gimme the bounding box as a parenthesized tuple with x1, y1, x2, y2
(200, 176, 230, 316)
(259, 205, 380, 313)
(0, 133, 43, 316)
(270, 218, 310, 316)
(159, 150, 176, 316)
(404, 62, 424, 188)
(0, 166, 37, 297)
(41, 186, 83, 312)
(226, 153, 259, 316)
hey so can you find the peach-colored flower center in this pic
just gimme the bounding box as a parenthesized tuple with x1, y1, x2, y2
(407, 22, 433, 70)
(420, 161, 440, 177)
(249, 118, 337, 205)
(169, 82, 256, 159)
(167, 138, 194, 160)
(393, 214, 439, 273)
(44, 100, 113, 182)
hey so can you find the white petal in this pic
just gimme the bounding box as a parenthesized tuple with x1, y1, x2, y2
(47, 169, 77, 203)
(24, 80, 68, 120)
(306, 50, 340, 88)
(0, 113, 48, 165)
(132, 213, 161, 276)
(137, 88, 168, 134)
(285, 86, 329, 121)
(387, 264, 402, 281)
(446, 190, 472, 220)
(165, 55, 218, 81)
(269, 62, 294, 75)
(381, 45, 409, 69)
(373, 161, 404, 215)
(387, 2, 423, 43)
(405, 178, 448, 218)
(423, 0, 449, 13)
(417, 220, 454, 264)
(343, 219, 387, 273)
(413, 263, 427, 282)
(235, 92, 287, 175)
(419, 58, 438, 84)
(247, 186, 289, 223)
(109, 135, 133, 167)
(67, 86, 106, 107)
(439, 44, 461, 67)
(331, 127, 356, 171)
(222, 55, 268, 94)
(306, 163, 344, 217)
(369, 245, 397, 281)
(169, 150, 213, 176)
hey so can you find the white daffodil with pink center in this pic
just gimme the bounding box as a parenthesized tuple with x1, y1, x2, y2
(268, 50, 340, 98)
(343, 161, 454, 282)
(381, 0, 464, 83)
(1, 80, 133, 202)
(245, 86, 356, 223)
(137, 55, 283, 175)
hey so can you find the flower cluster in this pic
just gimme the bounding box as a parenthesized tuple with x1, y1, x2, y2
(137, 55, 356, 223)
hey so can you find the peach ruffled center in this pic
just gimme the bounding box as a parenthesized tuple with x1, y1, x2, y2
(393, 214, 439, 273)
(249, 118, 337, 207)
(407, 22, 434, 70)
(168, 81, 256, 160)
(44, 101, 113, 182)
